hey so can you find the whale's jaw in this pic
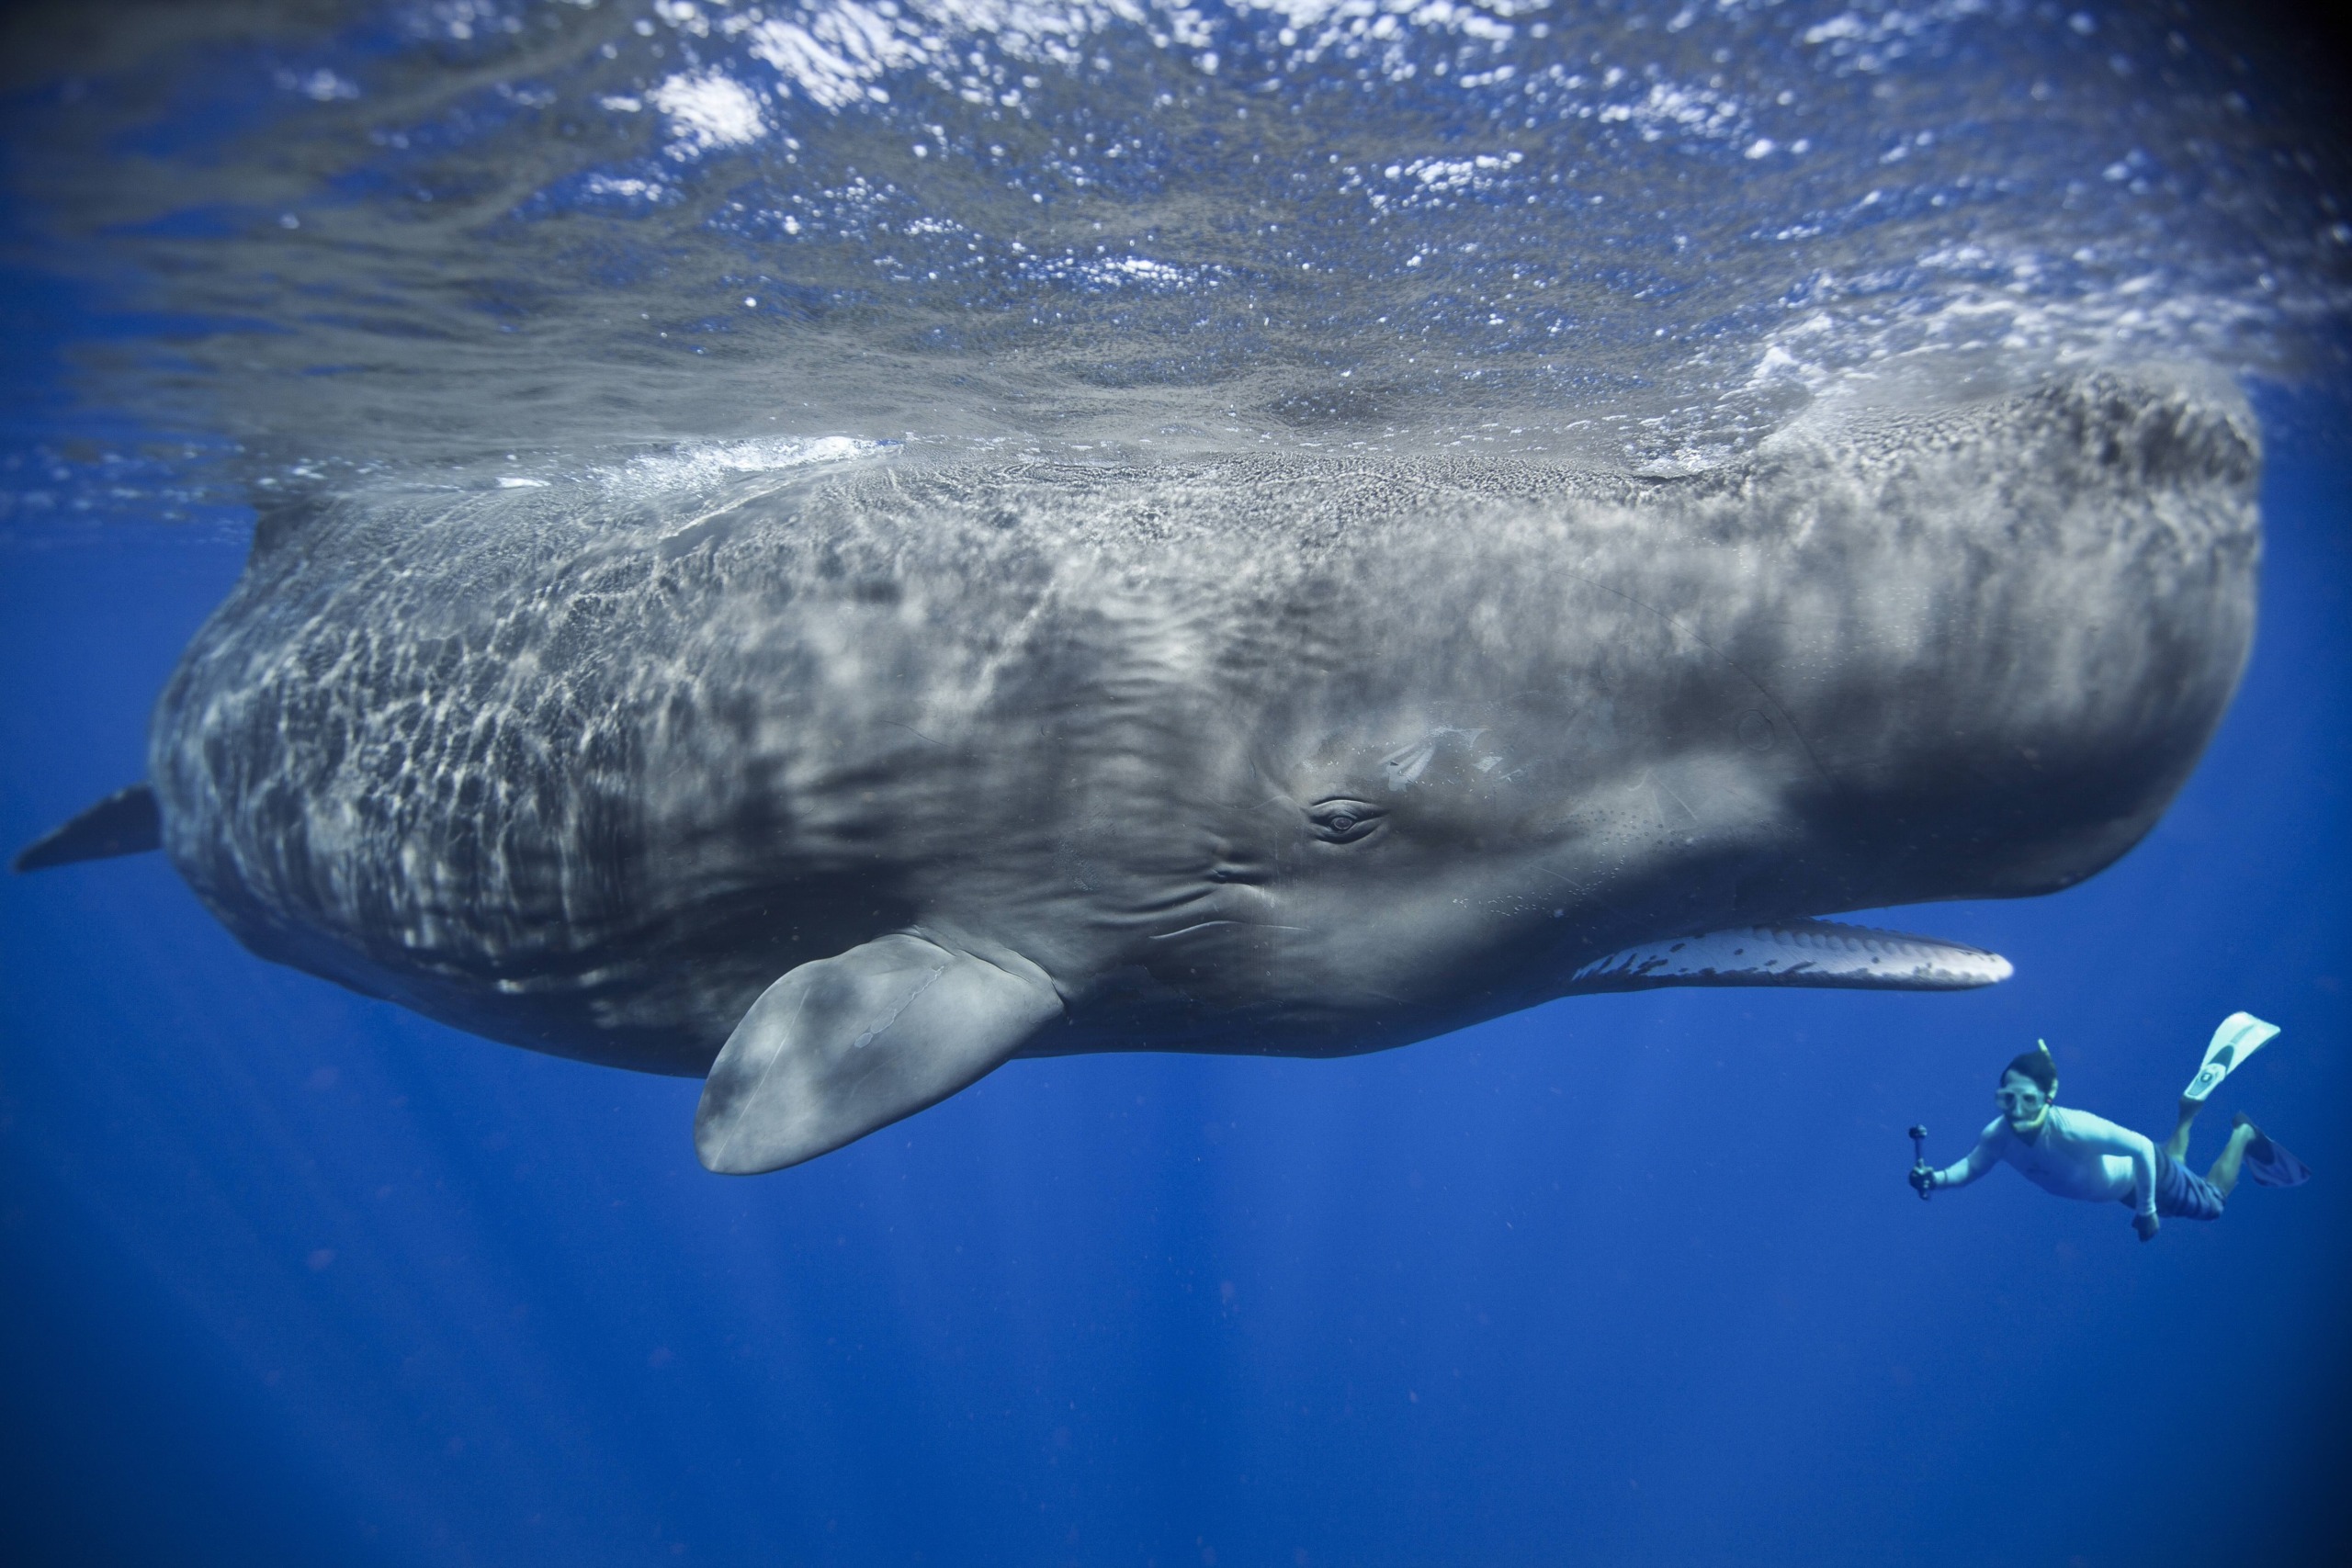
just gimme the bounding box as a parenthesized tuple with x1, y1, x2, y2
(1562, 919, 2014, 997)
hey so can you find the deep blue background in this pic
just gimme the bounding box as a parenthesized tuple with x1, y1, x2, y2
(3, 391, 2346, 1565)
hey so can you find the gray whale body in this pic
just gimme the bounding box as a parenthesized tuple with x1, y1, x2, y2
(28, 372, 2260, 1173)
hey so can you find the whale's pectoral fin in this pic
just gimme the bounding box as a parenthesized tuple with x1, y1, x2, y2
(1564, 919, 2011, 994)
(695, 933, 1064, 1175)
(13, 784, 160, 874)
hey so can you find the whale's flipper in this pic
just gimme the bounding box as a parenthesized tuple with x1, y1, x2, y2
(695, 934, 1064, 1175)
(2182, 1011, 2278, 1103)
(12, 784, 160, 874)
(1563, 919, 2012, 994)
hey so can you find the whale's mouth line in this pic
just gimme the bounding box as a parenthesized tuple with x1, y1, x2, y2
(1149, 919, 1307, 942)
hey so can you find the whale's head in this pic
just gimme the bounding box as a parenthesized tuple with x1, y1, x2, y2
(1099, 623, 1815, 1045)
(1035, 372, 2260, 1052)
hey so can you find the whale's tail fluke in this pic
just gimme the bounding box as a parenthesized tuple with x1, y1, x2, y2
(12, 784, 160, 873)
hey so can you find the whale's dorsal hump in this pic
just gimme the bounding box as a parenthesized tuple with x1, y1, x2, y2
(695, 933, 1064, 1175)
(1564, 919, 2012, 995)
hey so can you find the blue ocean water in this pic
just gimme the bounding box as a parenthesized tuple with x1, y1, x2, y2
(2, 3, 2346, 1563)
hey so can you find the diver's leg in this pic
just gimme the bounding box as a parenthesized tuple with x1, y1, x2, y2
(2163, 1097, 2201, 1163)
(2209, 1117, 2260, 1200)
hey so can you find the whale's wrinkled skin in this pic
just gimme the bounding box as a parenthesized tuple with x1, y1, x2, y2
(59, 373, 2257, 1172)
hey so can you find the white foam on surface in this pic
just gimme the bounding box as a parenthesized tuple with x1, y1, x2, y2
(650, 70, 767, 156)
(613, 435, 890, 492)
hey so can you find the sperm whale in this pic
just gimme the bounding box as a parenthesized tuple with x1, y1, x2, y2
(17, 371, 2259, 1173)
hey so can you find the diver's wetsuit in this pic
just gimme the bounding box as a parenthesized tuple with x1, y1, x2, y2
(1934, 1106, 2162, 1219)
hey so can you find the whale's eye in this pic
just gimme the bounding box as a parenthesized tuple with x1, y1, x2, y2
(1307, 799, 1384, 844)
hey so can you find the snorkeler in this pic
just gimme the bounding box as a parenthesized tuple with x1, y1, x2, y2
(1908, 1016, 2309, 1241)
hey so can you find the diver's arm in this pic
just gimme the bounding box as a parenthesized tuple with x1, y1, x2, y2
(2126, 1132, 2162, 1239)
(2119, 1130, 2159, 1218)
(2071, 1118, 2162, 1237)
(1930, 1128, 2001, 1190)
(2075, 1120, 2161, 1215)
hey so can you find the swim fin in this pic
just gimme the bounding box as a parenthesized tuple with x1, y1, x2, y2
(2241, 1123, 2312, 1190)
(2181, 1012, 2278, 1104)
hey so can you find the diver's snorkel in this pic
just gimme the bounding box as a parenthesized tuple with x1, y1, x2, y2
(2002, 1038, 2058, 1134)
(1908, 1124, 1934, 1201)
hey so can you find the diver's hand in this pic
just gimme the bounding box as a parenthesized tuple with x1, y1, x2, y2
(1908, 1162, 1936, 1198)
(2133, 1211, 2160, 1243)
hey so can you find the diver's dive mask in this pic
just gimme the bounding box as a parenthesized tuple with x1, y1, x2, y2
(1994, 1084, 2052, 1130)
